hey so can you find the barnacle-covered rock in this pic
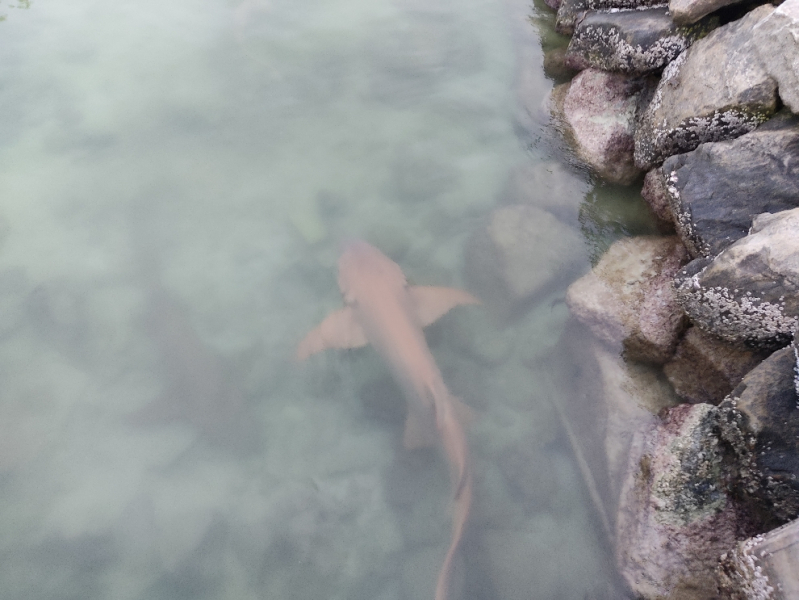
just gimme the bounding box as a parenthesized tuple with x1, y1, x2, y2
(674, 208, 799, 349)
(633, 5, 778, 170)
(718, 347, 799, 527)
(718, 518, 799, 600)
(752, 0, 799, 113)
(564, 7, 716, 75)
(660, 111, 799, 259)
(555, 0, 666, 36)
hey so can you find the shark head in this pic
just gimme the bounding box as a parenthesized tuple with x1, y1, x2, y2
(337, 240, 407, 305)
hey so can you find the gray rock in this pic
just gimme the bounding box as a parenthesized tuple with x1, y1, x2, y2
(565, 7, 717, 75)
(752, 0, 799, 113)
(674, 208, 799, 349)
(464, 204, 584, 313)
(794, 328, 799, 398)
(663, 326, 765, 405)
(556, 0, 667, 36)
(719, 347, 799, 526)
(669, 0, 748, 26)
(566, 235, 689, 363)
(551, 68, 643, 184)
(719, 518, 799, 600)
(616, 403, 741, 600)
(661, 111, 799, 258)
(634, 5, 779, 170)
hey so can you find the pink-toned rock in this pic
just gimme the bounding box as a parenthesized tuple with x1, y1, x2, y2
(551, 68, 643, 184)
(663, 326, 765, 405)
(566, 236, 689, 364)
(616, 403, 743, 600)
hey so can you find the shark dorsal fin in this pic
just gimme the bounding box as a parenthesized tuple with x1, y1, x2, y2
(295, 306, 369, 360)
(409, 286, 480, 328)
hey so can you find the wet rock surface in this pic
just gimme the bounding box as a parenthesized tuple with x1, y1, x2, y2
(565, 7, 716, 75)
(465, 204, 584, 313)
(663, 326, 765, 405)
(719, 347, 799, 526)
(640, 167, 676, 230)
(551, 68, 643, 184)
(566, 235, 689, 364)
(661, 111, 799, 258)
(616, 403, 742, 600)
(674, 208, 799, 349)
(669, 0, 748, 25)
(633, 4, 778, 170)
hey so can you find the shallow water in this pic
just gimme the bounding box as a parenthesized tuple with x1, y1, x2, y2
(0, 1, 653, 598)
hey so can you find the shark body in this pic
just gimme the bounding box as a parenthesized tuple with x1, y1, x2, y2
(296, 240, 478, 600)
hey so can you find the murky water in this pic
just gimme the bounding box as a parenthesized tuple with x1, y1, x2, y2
(0, 1, 654, 598)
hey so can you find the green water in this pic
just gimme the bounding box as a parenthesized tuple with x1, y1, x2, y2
(0, 0, 651, 598)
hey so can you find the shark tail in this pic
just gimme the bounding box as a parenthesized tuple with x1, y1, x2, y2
(433, 389, 473, 600)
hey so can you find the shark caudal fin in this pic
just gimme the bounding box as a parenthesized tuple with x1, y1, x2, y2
(296, 306, 369, 360)
(408, 286, 480, 328)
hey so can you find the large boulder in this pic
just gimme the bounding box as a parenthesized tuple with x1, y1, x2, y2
(634, 5, 779, 170)
(719, 347, 799, 526)
(669, 0, 748, 26)
(660, 111, 799, 258)
(752, 0, 799, 113)
(663, 326, 765, 405)
(566, 235, 689, 364)
(551, 68, 643, 184)
(616, 403, 742, 600)
(565, 7, 717, 75)
(674, 208, 799, 349)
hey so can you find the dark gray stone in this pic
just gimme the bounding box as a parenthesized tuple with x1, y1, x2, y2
(555, 0, 666, 36)
(719, 347, 799, 526)
(669, 0, 749, 26)
(634, 5, 779, 170)
(661, 111, 799, 258)
(674, 208, 799, 349)
(565, 7, 717, 75)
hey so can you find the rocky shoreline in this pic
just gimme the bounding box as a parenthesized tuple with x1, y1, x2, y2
(541, 0, 799, 597)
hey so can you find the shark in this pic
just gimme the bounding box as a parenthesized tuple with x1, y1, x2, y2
(296, 240, 478, 600)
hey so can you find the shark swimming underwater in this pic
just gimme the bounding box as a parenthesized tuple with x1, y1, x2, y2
(296, 240, 478, 600)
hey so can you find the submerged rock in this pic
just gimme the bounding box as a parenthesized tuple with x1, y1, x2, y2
(616, 403, 741, 600)
(661, 111, 799, 258)
(565, 7, 716, 75)
(634, 5, 778, 170)
(663, 326, 764, 405)
(551, 68, 643, 184)
(719, 347, 799, 527)
(674, 208, 799, 349)
(566, 235, 689, 364)
(752, 0, 799, 113)
(464, 204, 584, 313)
(719, 518, 799, 600)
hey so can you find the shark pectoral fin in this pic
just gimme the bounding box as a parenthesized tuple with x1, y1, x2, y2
(402, 405, 439, 450)
(295, 307, 369, 360)
(409, 286, 480, 328)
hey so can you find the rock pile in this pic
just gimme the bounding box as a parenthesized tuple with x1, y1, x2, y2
(548, 0, 799, 597)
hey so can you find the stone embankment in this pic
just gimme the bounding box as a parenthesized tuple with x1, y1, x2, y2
(545, 0, 799, 597)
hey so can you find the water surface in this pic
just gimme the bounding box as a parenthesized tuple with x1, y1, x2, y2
(0, 1, 647, 598)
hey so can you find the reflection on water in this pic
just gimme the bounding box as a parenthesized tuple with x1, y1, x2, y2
(0, 0, 648, 598)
